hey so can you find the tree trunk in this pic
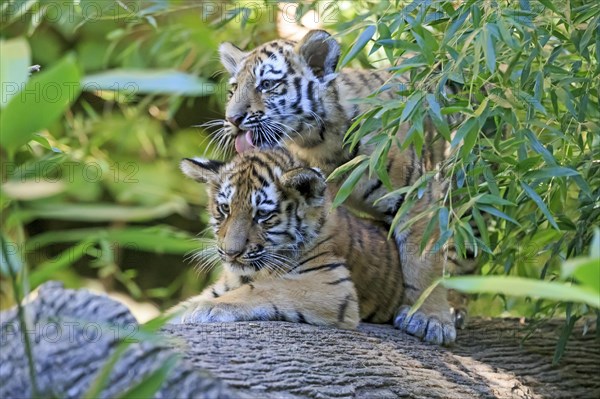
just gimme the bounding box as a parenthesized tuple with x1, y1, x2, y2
(1, 282, 598, 398)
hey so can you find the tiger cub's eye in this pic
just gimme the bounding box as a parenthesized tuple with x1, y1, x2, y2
(218, 203, 230, 215)
(258, 79, 280, 92)
(256, 209, 273, 218)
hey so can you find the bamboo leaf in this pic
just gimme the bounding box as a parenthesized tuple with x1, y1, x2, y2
(340, 25, 376, 67)
(331, 161, 369, 208)
(520, 182, 560, 230)
(327, 155, 369, 182)
(441, 276, 600, 309)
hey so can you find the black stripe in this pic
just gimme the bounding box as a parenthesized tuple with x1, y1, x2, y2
(292, 77, 303, 110)
(327, 277, 352, 285)
(318, 123, 326, 141)
(404, 283, 419, 292)
(298, 251, 331, 266)
(298, 262, 345, 274)
(273, 304, 282, 320)
(268, 230, 294, 239)
(315, 235, 334, 247)
(356, 71, 371, 88)
(363, 309, 378, 323)
(338, 294, 352, 322)
(296, 311, 307, 323)
(363, 179, 382, 200)
(307, 80, 316, 110)
(384, 195, 405, 217)
(251, 167, 270, 187)
(373, 72, 386, 86)
(261, 48, 274, 58)
(405, 149, 416, 186)
(246, 156, 276, 182)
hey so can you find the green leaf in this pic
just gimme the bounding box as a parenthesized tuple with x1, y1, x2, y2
(451, 118, 478, 148)
(0, 55, 81, 152)
(116, 355, 178, 399)
(409, 279, 442, 316)
(523, 129, 557, 166)
(476, 195, 515, 206)
(26, 226, 202, 255)
(441, 276, 600, 309)
(520, 182, 559, 230)
(524, 167, 580, 180)
(482, 26, 496, 73)
(84, 343, 129, 399)
(472, 207, 490, 245)
(82, 69, 216, 96)
(15, 202, 186, 223)
(0, 38, 31, 108)
(591, 229, 600, 259)
(340, 25, 376, 67)
(420, 210, 440, 252)
(562, 257, 600, 293)
(425, 93, 443, 121)
(0, 235, 22, 277)
(331, 161, 369, 208)
(327, 155, 369, 182)
(400, 92, 424, 123)
(479, 205, 520, 226)
(28, 240, 94, 288)
(536, 0, 559, 13)
(438, 206, 449, 233)
(553, 316, 578, 365)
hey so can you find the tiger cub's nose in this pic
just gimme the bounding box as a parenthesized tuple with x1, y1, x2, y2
(221, 246, 244, 261)
(226, 113, 246, 127)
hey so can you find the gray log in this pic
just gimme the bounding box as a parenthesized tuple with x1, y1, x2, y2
(2, 282, 599, 399)
(0, 282, 235, 399)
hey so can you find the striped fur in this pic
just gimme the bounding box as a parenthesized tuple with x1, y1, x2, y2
(171, 149, 406, 329)
(214, 30, 464, 344)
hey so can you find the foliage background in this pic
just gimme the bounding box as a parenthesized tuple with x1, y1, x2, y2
(1, 0, 598, 346)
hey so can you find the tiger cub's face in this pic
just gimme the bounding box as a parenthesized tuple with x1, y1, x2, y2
(217, 30, 341, 153)
(181, 150, 326, 274)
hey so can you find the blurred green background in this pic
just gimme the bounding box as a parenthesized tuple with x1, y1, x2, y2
(1, 0, 598, 343)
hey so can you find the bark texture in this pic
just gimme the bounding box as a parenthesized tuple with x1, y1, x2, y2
(1, 281, 599, 399)
(0, 282, 235, 399)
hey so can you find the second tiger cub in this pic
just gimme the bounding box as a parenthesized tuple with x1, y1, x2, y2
(171, 149, 410, 333)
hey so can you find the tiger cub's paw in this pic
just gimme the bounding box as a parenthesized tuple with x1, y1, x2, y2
(178, 301, 242, 324)
(394, 305, 456, 346)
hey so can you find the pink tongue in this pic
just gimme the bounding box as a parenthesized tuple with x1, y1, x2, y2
(234, 131, 255, 153)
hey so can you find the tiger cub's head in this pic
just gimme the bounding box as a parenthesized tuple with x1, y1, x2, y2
(181, 149, 327, 274)
(217, 30, 341, 153)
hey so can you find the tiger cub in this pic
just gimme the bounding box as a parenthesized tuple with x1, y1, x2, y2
(170, 149, 408, 332)
(213, 30, 459, 344)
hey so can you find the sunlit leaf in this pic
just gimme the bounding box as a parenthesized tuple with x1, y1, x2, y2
(441, 276, 600, 309)
(82, 70, 216, 96)
(0, 55, 81, 152)
(0, 37, 31, 108)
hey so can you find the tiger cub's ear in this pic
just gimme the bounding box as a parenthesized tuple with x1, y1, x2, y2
(219, 42, 247, 75)
(280, 167, 326, 205)
(180, 158, 224, 183)
(295, 30, 340, 80)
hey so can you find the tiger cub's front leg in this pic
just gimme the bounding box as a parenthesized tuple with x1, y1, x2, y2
(171, 266, 359, 329)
